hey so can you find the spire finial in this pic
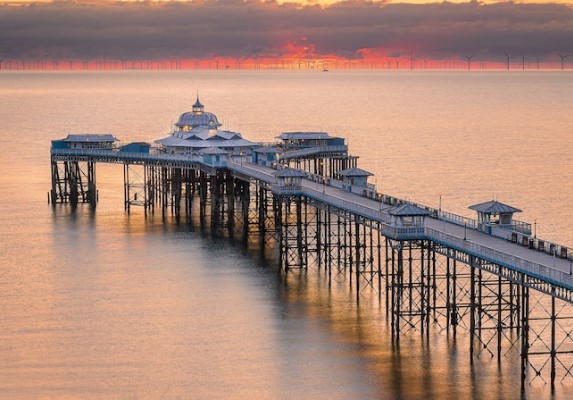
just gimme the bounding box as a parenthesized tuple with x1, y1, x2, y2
(192, 93, 204, 113)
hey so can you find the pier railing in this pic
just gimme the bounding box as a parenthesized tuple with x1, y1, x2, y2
(436, 209, 478, 229)
(51, 148, 203, 164)
(280, 145, 348, 160)
(52, 147, 572, 279)
(304, 186, 393, 224)
(227, 160, 276, 184)
(427, 228, 573, 290)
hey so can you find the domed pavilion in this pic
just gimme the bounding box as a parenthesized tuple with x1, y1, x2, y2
(155, 97, 256, 156)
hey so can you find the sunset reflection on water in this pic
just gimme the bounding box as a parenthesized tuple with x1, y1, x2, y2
(1, 70, 571, 399)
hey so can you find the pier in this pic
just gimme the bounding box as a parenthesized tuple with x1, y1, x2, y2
(50, 101, 573, 390)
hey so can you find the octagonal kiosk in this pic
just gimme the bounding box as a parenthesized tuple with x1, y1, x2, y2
(468, 200, 522, 236)
(338, 167, 372, 187)
(338, 167, 375, 198)
(388, 203, 431, 239)
(273, 168, 306, 195)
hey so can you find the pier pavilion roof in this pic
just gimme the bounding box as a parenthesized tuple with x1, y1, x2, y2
(254, 146, 283, 154)
(276, 132, 331, 140)
(155, 130, 255, 150)
(199, 147, 229, 155)
(274, 168, 307, 178)
(174, 96, 221, 129)
(388, 204, 431, 217)
(62, 134, 118, 143)
(469, 200, 521, 215)
(338, 167, 373, 177)
(155, 101, 256, 152)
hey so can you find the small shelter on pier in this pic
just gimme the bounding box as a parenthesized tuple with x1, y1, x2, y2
(469, 200, 521, 234)
(52, 134, 118, 150)
(273, 168, 306, 194)
(276, 131, 345, 149)
(200, 147, 229, 167)
(388, 204, 431, 228)
(252, 146, 283, 167)
(338, 167, 373, 187)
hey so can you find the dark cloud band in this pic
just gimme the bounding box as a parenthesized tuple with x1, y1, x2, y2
(1, 1, 572, 61)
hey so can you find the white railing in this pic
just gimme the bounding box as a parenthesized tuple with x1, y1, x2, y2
(281, 145, 348, 159)
(52, 148, 117, 156)
(51, 148, 203, 163)
(271, 184, 302, 194)
(303, 186, 429, 239)
(383, 225, 426, 239)
(510, 220, 532, 235)
(303, 186, 393, 224)
(377, 192, 479, 229)
(436, 210, 478, 229)
(426, 228, 573, 289)
(227, 161, 276, 184)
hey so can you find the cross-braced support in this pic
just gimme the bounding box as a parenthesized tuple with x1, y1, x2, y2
(277, 195, 307, 271)
(388, 240, 433, 340)
(526, 287, 573, 389)
(124, 163, 150, 213)
(50, 159, 96, 207)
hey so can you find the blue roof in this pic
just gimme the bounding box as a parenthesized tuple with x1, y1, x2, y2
(193, 96, 204, 109)
(274, 168, 307, 178)
(469, 200, 521, 214)
(63, 134, 118, 142)
(339, 167, 373, 177)
(176, 111, 221, 128)
(277, 132, 331, 140)
(389, 204, 431, 216)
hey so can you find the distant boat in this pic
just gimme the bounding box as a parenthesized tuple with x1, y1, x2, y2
(322, 68, 329, 72)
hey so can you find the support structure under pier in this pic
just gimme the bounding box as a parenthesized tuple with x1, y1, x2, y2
(49, 151, 573, 391)
(270, 200, 573, 389)
(50, 159, 96, 206)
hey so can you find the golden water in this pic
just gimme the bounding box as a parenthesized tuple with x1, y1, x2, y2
(1, 70, 572, 399)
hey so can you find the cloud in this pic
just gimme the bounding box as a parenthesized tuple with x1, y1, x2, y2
(1, 1, 572, 62)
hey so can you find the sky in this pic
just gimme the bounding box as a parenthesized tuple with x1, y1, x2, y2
(1, 0, 573, 68)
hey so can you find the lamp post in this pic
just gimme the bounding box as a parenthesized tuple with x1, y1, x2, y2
(534, 219, 537, 238)
(464, 219, 467, 241)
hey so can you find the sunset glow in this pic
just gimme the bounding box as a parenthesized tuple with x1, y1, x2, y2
(1, 0, 573, 70)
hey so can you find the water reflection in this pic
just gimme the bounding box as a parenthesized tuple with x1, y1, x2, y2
(2, 70, 572, 398)
(271, 256, 534, 399)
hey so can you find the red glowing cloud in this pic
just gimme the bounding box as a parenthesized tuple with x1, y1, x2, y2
(1, 1, 573, 69)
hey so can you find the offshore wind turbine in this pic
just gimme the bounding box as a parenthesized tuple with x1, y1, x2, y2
(558, 53, 570, 70)
(504, 50, 516, 71)
(464, 54, 474, 70)
(520, 52, 527, 70)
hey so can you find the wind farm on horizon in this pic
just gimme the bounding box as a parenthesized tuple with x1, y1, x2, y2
(0, 53, 572, 71)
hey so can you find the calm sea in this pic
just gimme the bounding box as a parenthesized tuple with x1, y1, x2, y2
(1, 70, 572, 399)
